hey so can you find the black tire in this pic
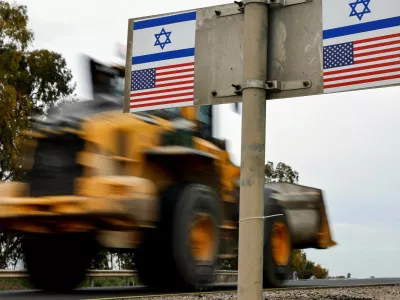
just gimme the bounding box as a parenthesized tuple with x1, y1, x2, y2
(135, 183, 222, 291)
(22, 233, 97, 292)
(262, 188, 293, 288)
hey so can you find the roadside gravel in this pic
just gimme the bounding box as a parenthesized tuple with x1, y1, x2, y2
(129, 285, 400, 300)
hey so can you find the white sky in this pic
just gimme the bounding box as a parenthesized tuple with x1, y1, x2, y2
(9, 0, 400, 278)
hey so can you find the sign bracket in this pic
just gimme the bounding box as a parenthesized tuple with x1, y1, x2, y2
(265, 80, 312, 91)
(215, 7, 243, 17)
(211, 79, 312, 97)
(265, 0, 313, 7)
(215, 0, 312, 18)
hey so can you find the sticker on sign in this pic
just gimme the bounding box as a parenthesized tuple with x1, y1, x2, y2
(129, 11, 196, 112)
(323, 0, 400, 94)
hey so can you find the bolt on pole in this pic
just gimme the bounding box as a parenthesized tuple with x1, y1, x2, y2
(237, 1, 268, 300)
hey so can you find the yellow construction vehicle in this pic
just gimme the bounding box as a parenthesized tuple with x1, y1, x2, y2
(0, 57, 336, 292)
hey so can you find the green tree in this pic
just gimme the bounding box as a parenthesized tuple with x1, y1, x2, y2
(89, 250, 112, 270)
(313, 264, 329, 279)
(291, 249, 307, 273)
(0, 1, 76, 181)
(0, 2, 76, 269)
(265, 161, 299, 184)
(116, 253, 135, 270)
(290, 249, 329, 279)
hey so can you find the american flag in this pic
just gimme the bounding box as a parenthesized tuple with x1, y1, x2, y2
(323, 32, 400, 92)
(130, 61, 195, 111)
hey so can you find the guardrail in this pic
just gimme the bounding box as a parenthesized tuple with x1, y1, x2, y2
(0, 270, 238, 287)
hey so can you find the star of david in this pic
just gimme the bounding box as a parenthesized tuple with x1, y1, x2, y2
(154, 28, 172, 50)
(349, 0, 371, 21)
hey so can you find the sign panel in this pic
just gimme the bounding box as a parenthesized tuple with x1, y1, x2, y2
(322, 0, 400, 94)
(129, 11, 197, 112)
(124, 3, 245, 112)
(267, 0, 323, 100)
(124, 1, 325, 111)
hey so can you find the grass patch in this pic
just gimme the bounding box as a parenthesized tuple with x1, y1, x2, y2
(0, 277, 142, 291)
(0, 278, 33, 291)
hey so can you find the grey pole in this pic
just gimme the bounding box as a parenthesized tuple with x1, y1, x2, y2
(237, 1, 268, 300)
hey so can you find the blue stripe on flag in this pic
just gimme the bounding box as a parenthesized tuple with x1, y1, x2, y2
(323, 16, 400, 40)
(132, 48, 195, 64)
(134, 11, 196, 30)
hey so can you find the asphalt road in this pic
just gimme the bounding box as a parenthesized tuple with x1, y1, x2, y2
(1, 278, 400, 300)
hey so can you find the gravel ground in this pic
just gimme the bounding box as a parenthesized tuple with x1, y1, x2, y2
(127, 285, 400, 300)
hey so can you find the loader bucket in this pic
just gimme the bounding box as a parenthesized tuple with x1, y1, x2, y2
(265, 182, 337, 250)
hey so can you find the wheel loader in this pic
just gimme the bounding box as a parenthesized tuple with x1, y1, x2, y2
(0, 57, 336, 292)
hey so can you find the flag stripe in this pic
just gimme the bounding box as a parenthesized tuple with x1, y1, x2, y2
(324, 73, 400, 89)
(132, 48, 195, 65)
(132, 85, 194, 97)
(131, 91, 193, 102)
(355, 43, 400, 54)
(156, 73, 194, 82)
(324, 67, 400, 83)
(157, 67, 194, 76)
(323, 16, 400, 40)
(134, 11, 196, 30)
(132, 89, 194, 101)
(132, 94, 193, 105)
(325, 64, 400, 80)
(324, 60, 400, 76)
(157, 70, 193, 79)
(355, 53, 400, 64)
(155, 80, 195, 88)
(353, 33, 400, 45)
(130, 98, 194, 109)
(131, 101, 194, 112)
(354, 39, 400, 51)
(354, 46, 400, 58)
(157, 62, 194, 70)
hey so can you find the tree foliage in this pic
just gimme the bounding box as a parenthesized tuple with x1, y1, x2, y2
(291, 249, 329, 279)
(0, 1, 76, 181)
(264, 161, 299, 184)
(88, 251, 134, 271)
(0, 2, 76, 269)
(116, 253, 135, 270)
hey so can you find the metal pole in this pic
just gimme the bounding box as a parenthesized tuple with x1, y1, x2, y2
(237, 1, 268, 300)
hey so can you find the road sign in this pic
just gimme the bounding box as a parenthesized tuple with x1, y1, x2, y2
(126, 10, 197, 112)
(322, 0, 400, 94)
(267, 0, 323, 100)
(123, 1, 323, 112)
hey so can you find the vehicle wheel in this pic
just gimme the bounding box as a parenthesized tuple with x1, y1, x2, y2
(262, 188, 292, 288)
(136, 183, 221, 291)
(22, 233, 97, 292)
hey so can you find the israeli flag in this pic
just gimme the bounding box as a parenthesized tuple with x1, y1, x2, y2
(131, 11, 197, 70)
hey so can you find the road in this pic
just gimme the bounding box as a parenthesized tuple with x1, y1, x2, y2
(1, 278, 400, 300)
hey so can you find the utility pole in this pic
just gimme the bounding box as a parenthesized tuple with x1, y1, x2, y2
(237, 1, 268, 300)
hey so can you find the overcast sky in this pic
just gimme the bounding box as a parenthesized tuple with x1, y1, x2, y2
(10, 0, 400, 278)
